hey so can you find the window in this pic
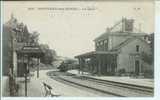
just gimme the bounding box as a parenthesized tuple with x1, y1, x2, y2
(104, 39, 108, 43)
(100, 41, 103, 45)
(136, 45, 139, 52)
(104, 39, 108, 50)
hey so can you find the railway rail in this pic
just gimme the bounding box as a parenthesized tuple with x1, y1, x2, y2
(74, 75, 153, 93)
(47, 71, 154, 97)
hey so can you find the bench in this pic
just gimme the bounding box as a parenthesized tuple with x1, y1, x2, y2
(42, 82, 60, 97)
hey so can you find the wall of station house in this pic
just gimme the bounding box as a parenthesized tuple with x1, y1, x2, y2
(94, 33, 151, 74)
(117, 38, 151, 73)
(95, 33, 149, 52)
(95, 34, 132, 51)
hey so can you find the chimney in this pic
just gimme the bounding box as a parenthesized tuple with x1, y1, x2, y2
(122, 18, 134, 32)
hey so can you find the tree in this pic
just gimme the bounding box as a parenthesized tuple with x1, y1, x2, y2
(2, 25, 13, 75)
(23, 25, 30, 43)
(141, 33, 154, 65)
(149, 33, 154, 62)
(28, 31, 40, 45)
(141, 52, 153, 65)
(40, 44, 57, 65)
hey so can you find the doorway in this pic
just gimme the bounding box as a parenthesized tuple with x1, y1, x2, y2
(135, 60, 140, 75)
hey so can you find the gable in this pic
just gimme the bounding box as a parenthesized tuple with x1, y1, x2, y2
(119, 38, 151, 54)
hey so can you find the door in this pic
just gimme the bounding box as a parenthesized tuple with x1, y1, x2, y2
(135, 60, 140, 75)
(17, 62, 26, 77)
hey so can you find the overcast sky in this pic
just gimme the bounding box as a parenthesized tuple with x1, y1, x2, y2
(2, 1, 154, 58)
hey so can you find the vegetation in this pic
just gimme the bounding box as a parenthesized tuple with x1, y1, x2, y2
(141, 33, 154, 65)
(3, 25, 12, 75)
(40, 44, 57, 65)
(141, 52, 153, 65)
(144, 70, 154, 78)
(3, 15, 57, 70)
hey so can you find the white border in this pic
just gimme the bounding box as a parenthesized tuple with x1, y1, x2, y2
(1, 0, 160, 100)
(1, 0, 3, 98)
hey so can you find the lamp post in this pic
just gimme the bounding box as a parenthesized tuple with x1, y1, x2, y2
(23, 54, 30, 97)
(37, 58, 40, 78)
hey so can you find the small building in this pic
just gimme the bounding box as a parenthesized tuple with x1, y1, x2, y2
(75, 18, 153, 76)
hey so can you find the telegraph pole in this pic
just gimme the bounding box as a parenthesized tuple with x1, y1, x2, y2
(9, 28, 18, 96)
(25, 62, 27, 97)
(37, 58, 40, 78)
(23, 54, 29, 97)
(9, 29, 14, 96)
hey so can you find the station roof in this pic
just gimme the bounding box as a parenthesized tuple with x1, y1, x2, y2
(75, 51, 118, 58)
(93, 18, 147, 42)
(94, 32, 147, 42)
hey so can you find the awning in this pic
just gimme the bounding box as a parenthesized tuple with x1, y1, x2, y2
(75, 51, 118, 58)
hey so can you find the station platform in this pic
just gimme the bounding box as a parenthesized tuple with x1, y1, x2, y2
(13, 70, 101, 97)
(3, 69, 154, 97)
(67, 70, 154, 88)
(2, 76, 10, 96)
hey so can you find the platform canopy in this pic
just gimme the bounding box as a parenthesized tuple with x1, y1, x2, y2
(75, 51, 118, 58)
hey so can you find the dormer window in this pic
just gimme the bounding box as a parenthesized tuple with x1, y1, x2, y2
(136, 45, 139, 52)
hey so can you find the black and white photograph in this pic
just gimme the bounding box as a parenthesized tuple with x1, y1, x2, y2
(1, 0, 156, 98)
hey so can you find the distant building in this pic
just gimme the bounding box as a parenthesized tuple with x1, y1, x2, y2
(75, 18, 153, 77)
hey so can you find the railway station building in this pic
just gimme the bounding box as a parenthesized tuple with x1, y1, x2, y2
(75, 18, 153, 76)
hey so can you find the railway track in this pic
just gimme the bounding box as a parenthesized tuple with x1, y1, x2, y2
(73, 75, 153, 93)
(53, 76, 124, 97)
(47, 71, 153, 97)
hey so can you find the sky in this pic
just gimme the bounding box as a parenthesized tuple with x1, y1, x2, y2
(2, 1, 154, 58)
